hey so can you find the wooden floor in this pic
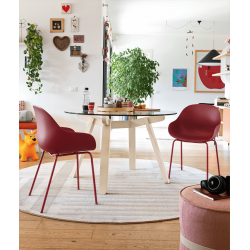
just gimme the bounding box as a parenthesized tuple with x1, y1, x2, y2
(19, 135, 230, 250)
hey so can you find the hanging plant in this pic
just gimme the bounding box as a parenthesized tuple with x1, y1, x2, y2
(23, 23, 43, 94)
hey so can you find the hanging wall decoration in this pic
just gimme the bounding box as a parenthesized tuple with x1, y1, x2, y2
(19, 19, 26, 43)
(194, 50, 225, 93)
(50, 18, 64, 33)
(70, 45, 81, 56)
(71, 16, 79, 32)
(172, 69, 187, 90)
(74, 35, 84, 43)
(53, 36, 70, 51)
(166, 21, 218, 56)
(61, 3, 72, 14)
(78, 53, 88, 73)
(186, 31, 194, 56)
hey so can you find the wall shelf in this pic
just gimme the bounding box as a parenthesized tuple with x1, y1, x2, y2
(213, 51, 230, 60)
(212, 71, 230, 76)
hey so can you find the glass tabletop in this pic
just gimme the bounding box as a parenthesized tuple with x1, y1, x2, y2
(65, 109, 177, 117)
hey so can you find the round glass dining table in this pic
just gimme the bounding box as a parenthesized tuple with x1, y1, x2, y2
(65, 109, 177, 194)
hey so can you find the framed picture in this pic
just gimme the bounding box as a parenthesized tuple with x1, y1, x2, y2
(172, 69, 187, 90)
(50, 18, 64, 33)
(70, 46, 81, 56)
(74, 35, 84, 43)
(194, 50, 225, 93)
(61, 3, 72, 14)
(71, 17, 79, 32)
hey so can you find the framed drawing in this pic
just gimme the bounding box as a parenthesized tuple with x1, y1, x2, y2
(172, 69, 187, 90)
(70, 45, 81, 56)
(194, 50, 225, 93)
(71, 16, 79, 32)
(61, 3, 72, 14)
(74, 35, 84, 43)
(50, 18, 64, 33)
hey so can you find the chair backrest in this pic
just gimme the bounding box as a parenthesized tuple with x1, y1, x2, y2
(171, 104, 221, 139)
(33, 106, 61, 152)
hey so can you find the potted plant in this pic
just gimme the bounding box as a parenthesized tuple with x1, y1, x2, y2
(23, 23, 43, 94)
(108, 47, 160, 106)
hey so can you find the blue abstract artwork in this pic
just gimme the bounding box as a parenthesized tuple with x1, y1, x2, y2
(172, 69, 187, 90)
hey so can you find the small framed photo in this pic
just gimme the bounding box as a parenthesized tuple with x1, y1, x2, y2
(172, 69, 187, 90)
(50, 18, 64, 33)
(71, 17, 79, 32)
(74, 35, 84, 43)
(70, 46, 81, 56)
(61, 3, 72, 14)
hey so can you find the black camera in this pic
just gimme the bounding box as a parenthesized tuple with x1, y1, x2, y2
(201, 175, 230, 195)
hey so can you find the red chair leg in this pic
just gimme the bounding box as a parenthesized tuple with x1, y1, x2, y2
(168, 139, 177, 179)
(76, 153, 80, 190)
(88, 153, 98, 205)
(214, 140, 221, 175)
(181, 141, 183, 170)
(29, 150, 45, 196)
(40, 155, 58, 213)
(205, 142, 209, 180)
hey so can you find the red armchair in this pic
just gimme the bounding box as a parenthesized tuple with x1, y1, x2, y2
(29, 106, 98, 213)
(168, 104, 221, 180)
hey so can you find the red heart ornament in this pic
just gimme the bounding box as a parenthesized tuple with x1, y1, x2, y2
(62, 5, 70, 13)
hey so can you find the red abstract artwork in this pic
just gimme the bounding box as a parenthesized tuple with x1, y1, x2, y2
(198, 65, 225, 89)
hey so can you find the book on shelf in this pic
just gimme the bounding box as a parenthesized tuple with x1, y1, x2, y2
(193, 188, 230, 201)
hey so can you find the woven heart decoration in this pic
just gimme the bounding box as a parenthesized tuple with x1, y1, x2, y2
(61, 3, 71, 14)
(53, 36, 70, 51)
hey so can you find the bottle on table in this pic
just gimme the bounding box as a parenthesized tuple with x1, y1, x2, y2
(83, 88, 90, 110)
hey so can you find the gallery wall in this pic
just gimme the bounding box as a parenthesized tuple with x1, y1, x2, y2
(112, 34, 229, 127)
(19, 0, 103, 150)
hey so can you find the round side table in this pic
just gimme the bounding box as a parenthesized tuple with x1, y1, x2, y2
(179, 184, 230, 250)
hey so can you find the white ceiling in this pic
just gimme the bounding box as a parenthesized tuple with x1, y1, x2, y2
(105, 0, 230, 35)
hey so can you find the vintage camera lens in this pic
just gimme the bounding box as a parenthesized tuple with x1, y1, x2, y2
(208, 176, 220, 190)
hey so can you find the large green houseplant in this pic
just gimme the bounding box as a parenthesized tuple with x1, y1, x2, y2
(23, 23, 43, 94)
(108, 47, 160, 105)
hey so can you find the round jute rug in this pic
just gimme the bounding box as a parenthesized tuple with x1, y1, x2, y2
(19, 158, 210, 223)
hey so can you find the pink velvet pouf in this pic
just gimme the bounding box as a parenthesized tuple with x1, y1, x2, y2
(179, 184, 230, 250)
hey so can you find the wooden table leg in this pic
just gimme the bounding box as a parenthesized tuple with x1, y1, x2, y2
(145, 118, 170, 184)
(129, 116, 136, 170)
(70, 117, 96, 178)
(99, 117, 111, 194)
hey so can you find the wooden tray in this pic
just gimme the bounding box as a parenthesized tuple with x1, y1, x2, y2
(134, 108, 160, 111)
(97, 106, 134, 112)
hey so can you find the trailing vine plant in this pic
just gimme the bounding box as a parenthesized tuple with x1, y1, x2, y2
(108, 47, 160, 105)
(23, 23, 43, 94)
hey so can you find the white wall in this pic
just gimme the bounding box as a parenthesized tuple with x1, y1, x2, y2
(112, 34, 229, 128)
(19, 0, 103, 150)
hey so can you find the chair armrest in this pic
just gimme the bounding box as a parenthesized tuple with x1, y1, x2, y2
(56, 127, 96, 153)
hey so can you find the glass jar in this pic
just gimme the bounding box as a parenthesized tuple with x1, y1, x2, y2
(83, 88, 90, 110)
